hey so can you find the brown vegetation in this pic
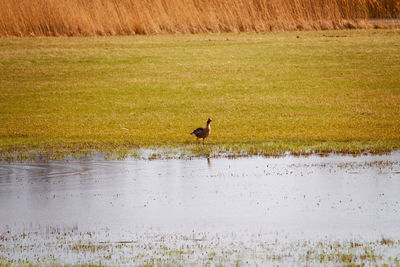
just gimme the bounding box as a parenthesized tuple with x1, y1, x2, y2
(0, 0, 399, 36)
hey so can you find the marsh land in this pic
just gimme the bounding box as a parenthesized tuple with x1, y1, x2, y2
(1, 27, 400, 265)
(1, 153, 400, 265)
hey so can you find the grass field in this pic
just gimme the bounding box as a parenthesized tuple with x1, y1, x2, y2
(0, 30, 399, 159)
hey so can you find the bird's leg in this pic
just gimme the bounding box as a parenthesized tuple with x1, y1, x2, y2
(202, 138, 205, 145)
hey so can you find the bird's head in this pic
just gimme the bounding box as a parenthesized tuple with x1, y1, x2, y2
(207, 118, 212, 124)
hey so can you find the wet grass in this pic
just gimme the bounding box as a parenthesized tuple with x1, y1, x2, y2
(1, 29, 399, 159)
(1, 229, 400, 266)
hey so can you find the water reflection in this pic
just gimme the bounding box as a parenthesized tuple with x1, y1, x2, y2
(0, 152, 399, 241)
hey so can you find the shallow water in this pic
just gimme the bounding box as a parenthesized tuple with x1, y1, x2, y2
(1, 152, 400, 265)
(367, 19, 400, 23)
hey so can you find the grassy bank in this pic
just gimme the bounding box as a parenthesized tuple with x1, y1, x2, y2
(0, 0, 399, 36)
(1, 30, 399, 159)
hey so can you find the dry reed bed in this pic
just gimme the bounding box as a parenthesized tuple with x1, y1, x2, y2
(0, 0, 399, 36)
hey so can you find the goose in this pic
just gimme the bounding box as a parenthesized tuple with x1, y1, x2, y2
(191, 118, 212, 144)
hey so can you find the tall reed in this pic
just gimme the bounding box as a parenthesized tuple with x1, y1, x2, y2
(0, 0, 399, 36)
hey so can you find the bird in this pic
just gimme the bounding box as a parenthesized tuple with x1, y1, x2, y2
(191, 118, 212, 144)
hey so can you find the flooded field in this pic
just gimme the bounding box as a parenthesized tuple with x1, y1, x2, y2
(1, 152, 400, 265)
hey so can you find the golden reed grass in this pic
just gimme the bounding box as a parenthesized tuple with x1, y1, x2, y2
(0, 0, 399, 36)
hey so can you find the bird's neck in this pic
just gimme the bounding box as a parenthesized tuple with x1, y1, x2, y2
(207, 123, 211, 129)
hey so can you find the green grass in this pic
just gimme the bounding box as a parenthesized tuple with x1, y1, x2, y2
(0, 30, 399, 159)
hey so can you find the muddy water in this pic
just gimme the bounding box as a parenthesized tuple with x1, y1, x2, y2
(1, 152, 400, 265)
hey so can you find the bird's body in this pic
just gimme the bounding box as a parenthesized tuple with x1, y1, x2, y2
(191, 118, 212, 144)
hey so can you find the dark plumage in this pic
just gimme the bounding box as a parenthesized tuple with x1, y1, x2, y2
(191, 118, 212, 144)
